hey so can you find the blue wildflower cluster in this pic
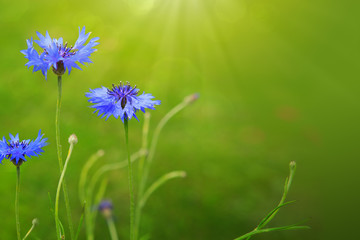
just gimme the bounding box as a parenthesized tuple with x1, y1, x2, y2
(86, 82, 161, 121)
(0, 130, 48, 166)
(21, 27, 99, 79)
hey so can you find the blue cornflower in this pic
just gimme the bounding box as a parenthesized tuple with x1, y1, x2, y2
(21, 27, 99, 79)
(0, 130, 48, 166)
(98, 200, 114, 219)
(98, 200, 113, 211)
(86, 82, 161, 121)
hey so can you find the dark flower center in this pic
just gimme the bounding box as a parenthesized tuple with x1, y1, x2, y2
(42, 42, 76, 75)
(52, 60, 65, 76)
(107, 82, 139, 109)
(6, 140, 29, 166)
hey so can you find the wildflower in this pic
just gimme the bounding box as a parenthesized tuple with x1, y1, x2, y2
(98, 200, 113, 219)
(86, 82, 161, 121)
(0, 130, 48, 166)
(21, 27, 99, 79)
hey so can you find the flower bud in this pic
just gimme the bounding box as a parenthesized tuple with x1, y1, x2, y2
(184, 93, 200, 104)
(289, 161, 296, 170)
(68, 134, 78, 145)
(96, 149, 105, 157)
(98, 200, 113, 219)
(32, 218, 39, 226)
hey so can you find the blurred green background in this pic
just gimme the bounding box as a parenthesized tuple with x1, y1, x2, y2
(0, 0, 359, 239)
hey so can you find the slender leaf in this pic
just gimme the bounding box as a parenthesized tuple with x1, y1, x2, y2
(140, 171, 186, 208)
(235, 225, 310, 240)
(258, 201, 296, 228)
(74, 201, 86, 240)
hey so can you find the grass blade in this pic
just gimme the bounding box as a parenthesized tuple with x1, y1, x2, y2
(74, 201, 86, 240)
(140, 171, 186, 208)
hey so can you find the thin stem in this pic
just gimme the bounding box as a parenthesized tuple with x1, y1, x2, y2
(139, 171, 186, 208)
(135, 98, 192, 240)
(138, 113, 150, 185)
(139, 99, 189, 200)
(245, 162, 297, 240)
(56, 75, 75, 239)
(91, 178, 108, 235)
(23, 219, 38, 240)
(78, 150, 104, 240)
(88, 149, 146, 206)
(106, 217, 119, 240)
(56, 76, 63, 168)
(258, 162, 296, 229)
(234, 225, 310, 240)
(55, 142, 75, 240)
(79, 150, 104, 203)
(134, 114, 150, 240)
(124, 118, 135, 240)
(15, 166, 21, 240)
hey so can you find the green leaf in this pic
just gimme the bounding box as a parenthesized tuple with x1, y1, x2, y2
(258, 201, 296, 228)
(140, 171, 186, 208)
(74, 201, 86, 240)
(234, 224, 310, 240)
(48, 192, 54, 214)
(78, 150, 104, 202)
(58, 219, 65, 239)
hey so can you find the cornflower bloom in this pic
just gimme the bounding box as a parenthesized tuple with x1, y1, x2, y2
(0, 130, 48, 166)
(0, 130, 48, 240)
(21, 27, 99, 79)
(98, 200, 118, 240)
(21, 27, 98, 238)
(98, 200, 114, 219)
(86, 81, 160, 240)
(85, 82, 161, 121)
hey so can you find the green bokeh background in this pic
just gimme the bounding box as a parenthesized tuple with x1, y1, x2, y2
(0, 0, 358, 239)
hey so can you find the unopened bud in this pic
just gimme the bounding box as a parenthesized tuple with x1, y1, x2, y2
(97, 149, 105, 157)
(68, 134, 78, 145)
(184, 93, 199, 104)
(32, 218, 39, 226)
(289, 161, 296, 170)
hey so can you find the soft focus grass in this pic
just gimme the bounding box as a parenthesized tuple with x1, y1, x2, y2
(0, 0, 359, 239)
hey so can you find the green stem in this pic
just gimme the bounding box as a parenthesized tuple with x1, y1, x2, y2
(15, 166, 21, 240)
(139, 99, 189, 199)
(56, 75, 75, 239)
(258, 162, 296, 229)
(139, 171, 186, 208)
(78, 150, 104, 240)
(134, 98, 191, 240)
(245, 162, 297, 240)
(55, 142, 75, 240)
(234, 225, 309, 240)
(106, 217, 119, 240)
(88, 150, 146, 206)
(138, 113, 150, 185)
(124, 118, 135, 240)
(23, 219, 38, 240)
(133, 114, 150, 240)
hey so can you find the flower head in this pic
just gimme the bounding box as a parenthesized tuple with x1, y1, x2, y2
(98, 200, 113, 219)
(86, 82, 161, 121)
(98, 200, 113, 211)
(21, 27, 99, 79)
(0, 130, 48, 166)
